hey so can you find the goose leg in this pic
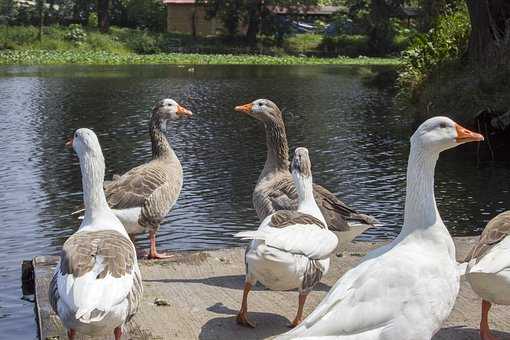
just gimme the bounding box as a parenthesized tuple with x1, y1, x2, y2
(237, 282, 255, 328)
(129, 234, 147, 258)
(480, 300, 496, 340)
(114, 326, 122, 340)
(289, 292, 308, 328)
(67, 329, 76, 340)
(148, 229, 173, 259)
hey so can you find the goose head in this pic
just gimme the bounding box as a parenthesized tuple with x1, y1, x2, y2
(235, 99, 283, 123)
(291, 147, 312, 179)
(411, 116, 484, 152)
(66, 128, 104, 160)
(152, 98, 192, 130)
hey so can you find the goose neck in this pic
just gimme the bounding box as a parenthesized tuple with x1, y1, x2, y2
(80, 152, 110, 222)
(261, 119, 290, 177)
(295, 175, 325, 225)
(401, 143, 441, 235)
(150, 115, 174, 159)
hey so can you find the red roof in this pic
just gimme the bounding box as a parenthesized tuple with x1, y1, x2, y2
(162, 0, 196, 4)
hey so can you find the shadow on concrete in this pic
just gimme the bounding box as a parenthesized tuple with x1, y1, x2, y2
(199, 303, 290, 340)
(434, 326, 510, 340)
(144, 274, 331, 292)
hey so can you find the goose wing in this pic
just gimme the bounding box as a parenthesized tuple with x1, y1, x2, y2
(236, 210, 338, 260)
(105, 162, 169, 210)
(277, 253, 421, 339)
(465, 211, 510, 262)
(52, 230, 142, 323)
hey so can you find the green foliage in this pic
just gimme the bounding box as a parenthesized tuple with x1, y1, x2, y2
(0, 49, 400, 65)
(320, 34, 369, 56)
(65, 24, 87, 44)
(0, 25, 38, 49)
(88, 12, 98, 28)
(283, 34, 322, 54)
(111, 27, 160, 54)
(124, 0, 166, 32)
(397, 7, 470, 100)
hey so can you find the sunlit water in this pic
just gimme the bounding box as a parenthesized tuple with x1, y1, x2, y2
(0, 64, 508, 338)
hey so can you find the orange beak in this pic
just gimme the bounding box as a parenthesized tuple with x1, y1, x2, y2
(234, 103, 253, 114)
(65, 137, 74, 148)
(176, 105, 193, 118)
(455, 123, 484, 143)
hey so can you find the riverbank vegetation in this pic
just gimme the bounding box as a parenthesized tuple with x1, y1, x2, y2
(397, 0, 510, 122)
(0, 49, 399, 65)
(0, 0, 418, 65)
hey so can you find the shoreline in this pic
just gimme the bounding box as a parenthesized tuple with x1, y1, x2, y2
(0, 50, 400, 66)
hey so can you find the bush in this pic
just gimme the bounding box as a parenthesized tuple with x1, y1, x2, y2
(125, 31, 160, 54)
(88, 13, 98, 28)
(398, 7, 470, 98)
(65, 24, 87, 45)
(87, 31, 128, 53)
(320, 34, 369, 57)
(0, 25, 38, 49)
(283, 34, 322, 54)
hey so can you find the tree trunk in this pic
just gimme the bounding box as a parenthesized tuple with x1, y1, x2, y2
(191, 7, 197, 38)
(246, 1, 261, 46)
(466, 0, 510, 64)
(37, 0, 44, 41)
(97, 0, 110, 33)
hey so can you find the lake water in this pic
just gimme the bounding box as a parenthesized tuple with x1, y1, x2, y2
(0, 64, 508, 339)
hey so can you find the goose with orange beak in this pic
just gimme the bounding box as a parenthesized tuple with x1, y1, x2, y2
(234, 99, 378, 232)
(95, 98, 191, 259)
(277, 117, 483, 340)
(235, 147, 338, 329)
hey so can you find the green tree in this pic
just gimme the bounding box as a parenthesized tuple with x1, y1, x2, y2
(199, 0, 323, 45)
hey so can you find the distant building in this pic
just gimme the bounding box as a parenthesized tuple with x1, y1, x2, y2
(161, 1, 343, 36)
(162, 0, 218, 36)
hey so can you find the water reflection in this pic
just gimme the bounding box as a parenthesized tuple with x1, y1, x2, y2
(0, 64, 509, 338)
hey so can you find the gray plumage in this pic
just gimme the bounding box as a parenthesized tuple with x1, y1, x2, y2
(49, 230, 142, 321)
(238, 99, 377, 231)
(465, 211, 510, 262)
(104, 99, 190, 244)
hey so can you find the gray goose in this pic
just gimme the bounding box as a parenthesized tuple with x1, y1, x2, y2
(234, 147, 338, 328)
(50, 129, 142, 340)
(464, 211, 510, 340)
(234, 99, 377, 231)
(104, 98, 192, 259)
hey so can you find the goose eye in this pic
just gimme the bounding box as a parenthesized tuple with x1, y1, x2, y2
(439, 123, 447, 129)
(258, 102, 263, 107)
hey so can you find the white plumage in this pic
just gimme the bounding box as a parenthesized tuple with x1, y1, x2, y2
(235, 147, 338, 328)
(50, 129, 142, 339)
(277, 117, 484, 340)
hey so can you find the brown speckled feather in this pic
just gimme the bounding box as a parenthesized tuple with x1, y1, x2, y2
(270, 210, 326, 229)
(254, 174, 366, 231)
(49, 230, 143, 319)
(251, 103, 376, 232)
(59, 230, 135, 278)
(302, 259, 323, 292)
(465, 211, 510, 262)
(105, 157, 183, 230)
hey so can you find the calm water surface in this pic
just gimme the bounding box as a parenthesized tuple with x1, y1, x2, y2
(0, 64, 509, 338)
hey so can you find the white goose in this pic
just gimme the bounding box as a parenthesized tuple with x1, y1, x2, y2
(465, 211, 510, 340)
(277, 117, 484, 340)
(49, 129, 142, 339)
(235, 147, 338, 328)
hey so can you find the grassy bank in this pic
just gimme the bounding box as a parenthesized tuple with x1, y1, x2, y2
(0, 49, 399, 66)
(0, 25, 400, 66)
